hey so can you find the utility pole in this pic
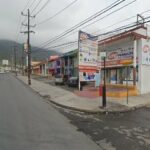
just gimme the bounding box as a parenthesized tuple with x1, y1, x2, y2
(21, 46, 24, 75)
(13, 45, 17, 76)
(21, 9, 35, 85)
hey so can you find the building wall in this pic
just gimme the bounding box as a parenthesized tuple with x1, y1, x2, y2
(136, 39, 142, 93)
(140, 65, 150, 94)
(139, 38, 150, 94)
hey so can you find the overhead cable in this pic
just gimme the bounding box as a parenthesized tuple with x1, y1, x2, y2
(34, 0, 51, 16)
(38, 0, 126, 48)
(37, 0, 78, 26)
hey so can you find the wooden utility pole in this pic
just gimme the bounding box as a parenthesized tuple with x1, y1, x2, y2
(13, 45, 17, 76)
(21, 45, 24, 75)
(21, 9, 35, 85)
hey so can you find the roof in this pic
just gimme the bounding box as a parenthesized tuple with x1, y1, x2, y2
(61, 49, 78, 57)
(48, 55, 59, 61)
(31, 61, 41, 66)
(31, 61, 47, 67)
(98, 25, 147, 45)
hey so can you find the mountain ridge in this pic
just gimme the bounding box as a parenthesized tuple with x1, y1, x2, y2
(0, 40, 60, 64)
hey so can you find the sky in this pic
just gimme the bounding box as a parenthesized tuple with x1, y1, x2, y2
(0, 0, 150, 52)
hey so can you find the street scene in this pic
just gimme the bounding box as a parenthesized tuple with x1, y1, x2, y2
(1, 0, 150, 150)
(0, 73, 100, 150)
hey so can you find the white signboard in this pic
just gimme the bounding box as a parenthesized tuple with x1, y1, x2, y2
(78, 31, 98, 82)
(79, 31, 98, 67)
(24, 43, 28, 53)
(100, 52, 106, 58)
(2, 60, 9, 65)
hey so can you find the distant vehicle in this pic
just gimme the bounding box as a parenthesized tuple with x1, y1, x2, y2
(55, 74, 64, 85)
(68, 76, 87, 88)
(68, 77, 78, 87)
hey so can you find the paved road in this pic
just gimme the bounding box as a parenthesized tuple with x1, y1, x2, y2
(59, 107, 150, 150)
(0, 73, 100, 150)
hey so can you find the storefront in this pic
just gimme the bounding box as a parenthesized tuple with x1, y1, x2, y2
(99, 25, 150, 94)
(61, 49, 78, 78)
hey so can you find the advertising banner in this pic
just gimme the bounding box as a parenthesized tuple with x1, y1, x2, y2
(100, 46, 134, 67)
(107, 47, 133, 61)
(2, 60, 9, 65)
(78, 31, 98, 82)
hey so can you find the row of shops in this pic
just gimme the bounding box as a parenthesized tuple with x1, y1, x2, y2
(32, 24, 150, 94)
(32, 50, 78, 79)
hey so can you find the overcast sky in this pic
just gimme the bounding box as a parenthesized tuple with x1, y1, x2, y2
(0, 0, 150, 52)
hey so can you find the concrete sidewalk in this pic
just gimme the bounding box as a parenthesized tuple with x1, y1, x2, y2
(17, 75, 150, 113)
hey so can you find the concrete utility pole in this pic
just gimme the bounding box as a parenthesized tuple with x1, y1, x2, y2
(21, 9, 35, 85)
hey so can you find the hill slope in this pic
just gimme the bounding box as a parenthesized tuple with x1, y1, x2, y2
(0, 40, 59, 64)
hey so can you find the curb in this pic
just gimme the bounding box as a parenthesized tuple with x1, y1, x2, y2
(16, 75, 150, 114)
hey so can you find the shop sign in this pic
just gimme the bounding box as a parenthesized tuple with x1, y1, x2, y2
(106, 47, 133, 61)
(79, 31, 98, 67)
(100, 47, 133, 67)
(78, 31, 98, 81)
(79, 71, 95, 81)
(100, 52, 106, 58)
(107, 51, 118, 60)
(142, 45, 150, 65)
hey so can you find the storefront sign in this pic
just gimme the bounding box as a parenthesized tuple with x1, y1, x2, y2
(100, 46, 133, 67)
(100, 52, 106, 58)
(107, 47, 133, 61)
(78, 31, 98, 81)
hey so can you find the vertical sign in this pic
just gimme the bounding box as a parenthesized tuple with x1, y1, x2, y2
(78, 31, 98, 89)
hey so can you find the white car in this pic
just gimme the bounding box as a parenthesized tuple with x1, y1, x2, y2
(55, 74, 64, 85)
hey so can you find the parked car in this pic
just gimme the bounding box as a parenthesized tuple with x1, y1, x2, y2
(67, 76, 88, 88)
(68, 77, 78, 87)
(54, 74, 64, 85)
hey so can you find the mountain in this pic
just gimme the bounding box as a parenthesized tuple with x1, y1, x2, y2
(0, 40, 60, 65)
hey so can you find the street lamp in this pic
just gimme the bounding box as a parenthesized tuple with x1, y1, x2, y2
(100, 52, 107, 107)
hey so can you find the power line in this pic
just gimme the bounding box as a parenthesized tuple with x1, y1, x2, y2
(94, 8, 150, 35)
(81, 0, 137, 31)
(98, 17, 150, 38)
(37, 0, 78, 26)
(34, 0, 51, 16)
(43, 17, 150, 51)
(22, 0, 33, 12)
(31, 0, 43, 14)
(28, 0, 38, 11)
(45, 0, 137, 46)
(59, 7, 150, 42)
(21, 0, 38, 22)
(37, 0, 125, 49)
(47, 41, 78, 49)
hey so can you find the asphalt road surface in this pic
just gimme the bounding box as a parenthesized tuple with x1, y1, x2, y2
(59, 106, 150, 150)
(0, 73, 100, 150)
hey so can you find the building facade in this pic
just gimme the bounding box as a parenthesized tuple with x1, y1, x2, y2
(99, 25, 150, 94)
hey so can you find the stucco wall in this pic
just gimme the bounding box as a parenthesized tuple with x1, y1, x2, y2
(139, 38, 150, 94)
(140, 65, 150, 94)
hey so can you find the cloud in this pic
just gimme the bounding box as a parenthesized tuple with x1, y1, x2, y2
(0, 0, 150, 53)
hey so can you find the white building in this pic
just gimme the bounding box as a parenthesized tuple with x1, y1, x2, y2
(99, 24, 150, 94)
